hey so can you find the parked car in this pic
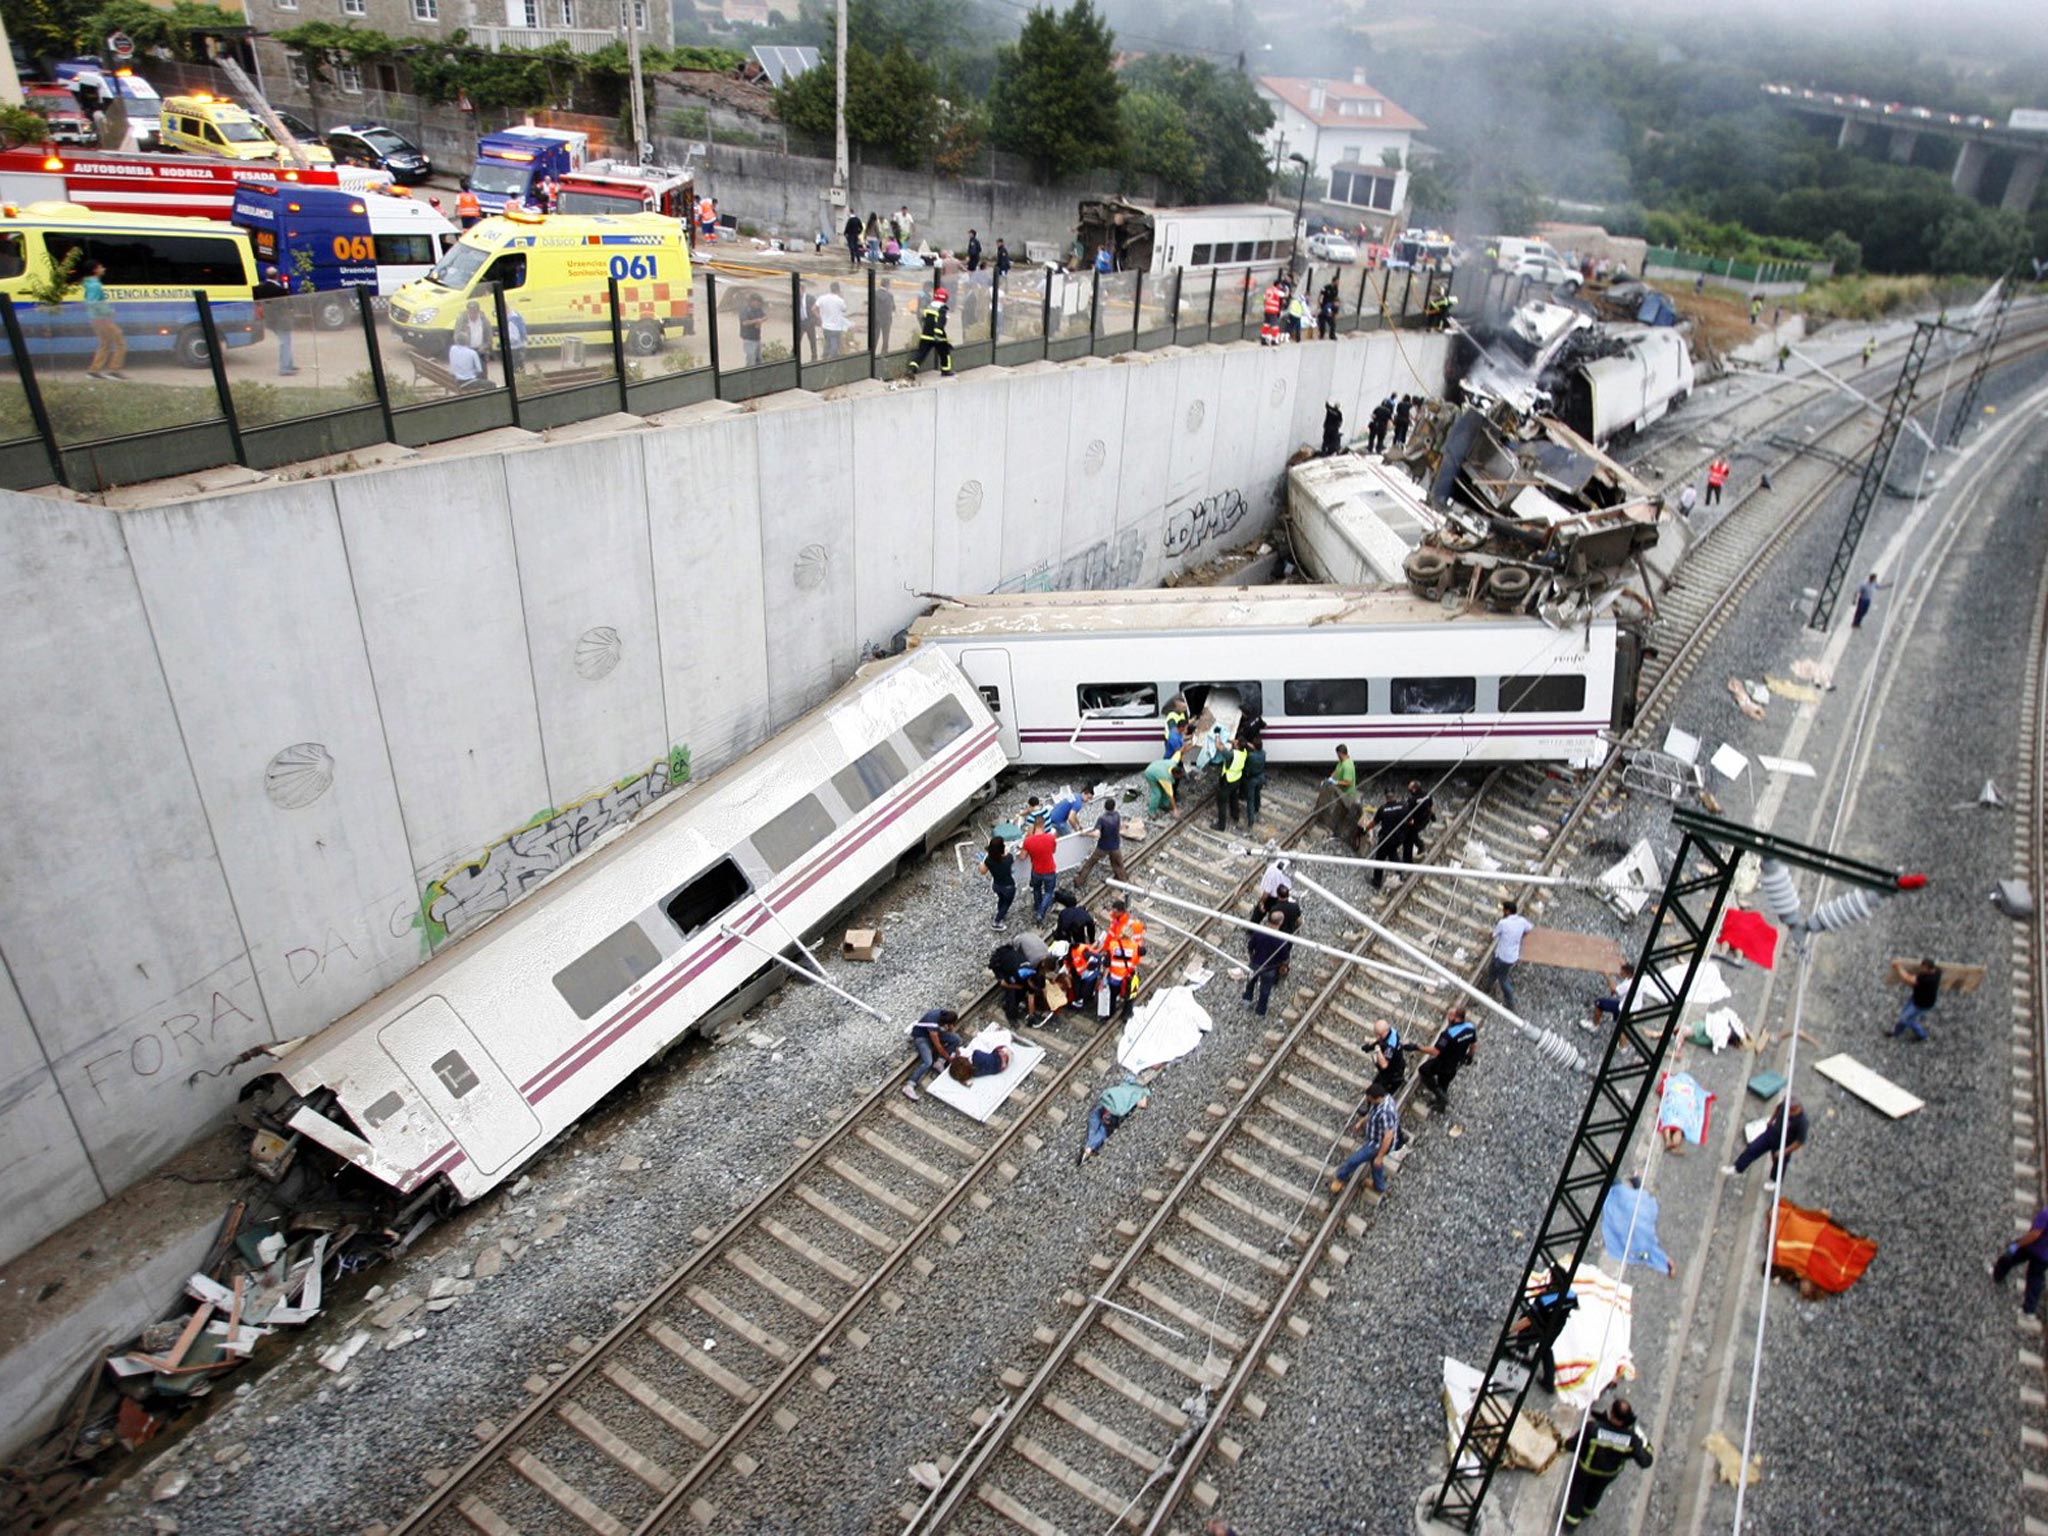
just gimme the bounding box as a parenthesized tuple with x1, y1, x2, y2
(326, 122, 432, 184)
(1307, 232, 1359, 264)
(1510, 250, 1581, 292)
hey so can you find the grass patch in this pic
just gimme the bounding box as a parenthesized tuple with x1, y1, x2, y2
(0, 374, 384, 445)
(1794, 274, 1981, 325)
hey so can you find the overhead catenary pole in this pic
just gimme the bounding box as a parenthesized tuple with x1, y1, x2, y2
(833, 0, 850, 199)
(626, 0, 647, 160)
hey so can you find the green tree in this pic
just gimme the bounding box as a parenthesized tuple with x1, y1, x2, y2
(989, 0, 1120, 182)
(1118, 90, 1200, 200)
(1820, 229, 1863, 277)
(1116, 54, 1271, 203)
(774, 39, 937, 168)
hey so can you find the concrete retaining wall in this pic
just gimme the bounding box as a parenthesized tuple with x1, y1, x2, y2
(0, 327, 1450, 1269)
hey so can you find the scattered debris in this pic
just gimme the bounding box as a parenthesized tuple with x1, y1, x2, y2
(151, 1470, 190, 1502)
(1727, 678, 1767, 721)
(1813, 1053, 1924, 1119)
(1764, 675, 1820, 704)
(1756, 755, 1816, 778)
(840, 927, 883, 962)
(318, 1332, 373, 1374)
(1789, 657, 1833, 686)
(1993, 879, 2035, 920)
(1703, 1430, 1762, 1488)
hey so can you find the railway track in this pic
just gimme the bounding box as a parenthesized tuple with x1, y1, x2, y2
(901, 315, 2048, 1536)
(392, 314, 2048, 1536)
(391, 769, 1474, 1536)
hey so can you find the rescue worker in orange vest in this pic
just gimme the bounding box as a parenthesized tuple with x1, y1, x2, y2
(1102, 897, 1146, 1022)
(1705, 456, 1731, 506)
(1215, 737, 1250, 831)
(698, 196, 718, 244)
(1065, 940, 1102, 1015)
(456, 181, 482, 228)
(1261, 278, 1288, 346)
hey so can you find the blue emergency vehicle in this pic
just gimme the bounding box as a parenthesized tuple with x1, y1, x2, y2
(466, 127, 588, 215)
(231, 179, 455, 327)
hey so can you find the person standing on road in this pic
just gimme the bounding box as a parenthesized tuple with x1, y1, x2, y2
(456, 181, 482, 228)
(254, 264, 300, 377)
(738, 289, 767, 367)
(816, 281, 851, 359)
(1243, 732, 1268, 829)
(1853, 571, 1885, 629)
(1724, 1096, 1806, 1189)
(1317, 280, 1339, 340)
(966, 229, 982, 271)
(1364, 789, 1412, 891)
(1994, 1206, 2048, 1317)
(1563, 1399, 1653, 1527)
(978, 830, 1017, 927)
(82, 260, 129, 380)
(1242, 910, 1291, 1017)
(1677, 482, 1697, 518)
(1214, 737, 1250, 830)
(1486, 899, 1534, 1011)
(1330, 1083, 1403, 1195)
(1074, 797, 1127, 885)
(1862, 336, 1877, 367)
(1103, 897, 1146, 1021)
(1889, 956, 1942, 1039)
(1416, 1000, 1477, 1111)
(1021, 821, 1060, 920)
(844, 212, 863, 267)
(908, 286, 953, 377)
(1393, 394, 1414, 446)
(1399, 778, 1434, 862)
(1705, 456, 1731, 506)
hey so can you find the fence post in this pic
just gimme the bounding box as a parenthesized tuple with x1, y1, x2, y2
(1, 301, 67, 488)
(1040, 277, 1051, 361)
(193, 292, 246, 466)
(1131, 270, 1143, 347)
(867, 267, 878, 380)
(1205, 267, 1218, 334)
(1401, 266, 1415, 318)
(791, 271, 804, 389)
(705, 271, 722, 394)
(355, 284, 396, 443)
(1355, 266, 1370, 330)
(608, 276, 629, 411)
(1169, 267, 1183, 345)
(1237, 270, 1251, 335)
(490, 285, 521, 430)
(1088, 269, 1101, 343)
(990, 268, 1002, 349)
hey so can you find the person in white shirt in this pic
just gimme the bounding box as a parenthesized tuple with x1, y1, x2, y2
(1488, 898, 1535, 1011)
(448, 341, 486, 388)
(1677, 482, 1697, 517)
(815, 280, 852, 358)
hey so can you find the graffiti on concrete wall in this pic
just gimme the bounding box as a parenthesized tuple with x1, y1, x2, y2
(420, 744, 693, 945)
(999, 527, 1148, 595)
(1162, 487, 1248, 559)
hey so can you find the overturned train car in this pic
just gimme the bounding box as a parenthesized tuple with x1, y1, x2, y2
(240, 648, 1005, 1211)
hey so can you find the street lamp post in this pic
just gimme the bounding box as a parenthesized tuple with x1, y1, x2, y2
(1289, 151, 1311, 272)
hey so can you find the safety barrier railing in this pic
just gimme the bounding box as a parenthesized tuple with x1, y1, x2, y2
(0, 257, 1450, 494)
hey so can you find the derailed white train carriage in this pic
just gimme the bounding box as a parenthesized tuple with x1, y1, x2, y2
(243, 648, 1005, 1207)
(907, 586, 1639, 772)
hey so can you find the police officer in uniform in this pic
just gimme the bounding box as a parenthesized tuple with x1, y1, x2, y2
(1564, 1398, 1653, 1527)
(1506, 1263, 1578, 1392)
(908, 286, 953, 376)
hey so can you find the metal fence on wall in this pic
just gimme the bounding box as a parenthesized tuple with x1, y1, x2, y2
(0, 258, 1453, 495)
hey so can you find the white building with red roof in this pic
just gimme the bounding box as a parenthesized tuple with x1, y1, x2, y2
(1256, 69, 1424, 224)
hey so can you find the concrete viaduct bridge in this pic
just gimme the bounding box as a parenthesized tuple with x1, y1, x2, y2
(1764, 83, 2047, 212)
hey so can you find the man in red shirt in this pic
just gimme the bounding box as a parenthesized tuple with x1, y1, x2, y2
(1705, 456, 1731, 506)
(1022, 825, 1060, 921)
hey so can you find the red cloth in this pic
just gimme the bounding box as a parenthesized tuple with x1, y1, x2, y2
(1772, 1202, 1877, 1293)
(1021, 830, 1058, 875)
(1719, 907, 1779, 970)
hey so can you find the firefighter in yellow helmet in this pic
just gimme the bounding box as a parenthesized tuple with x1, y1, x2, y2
(908, 285, 953, 377)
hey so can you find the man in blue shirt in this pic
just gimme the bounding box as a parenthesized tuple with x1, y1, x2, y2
(1075, 796, 1127, 884)
(1994, 1207, 2048, 1316)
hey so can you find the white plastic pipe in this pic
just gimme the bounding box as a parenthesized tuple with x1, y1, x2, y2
(1281, 870, 1538, 1038)
(1236, 842, 1623, 892)
(1105, 881, 1482, 1004)
(718, 924, 892, 1024)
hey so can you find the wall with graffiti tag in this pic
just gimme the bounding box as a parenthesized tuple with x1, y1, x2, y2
(0, 324, 1450, 1267)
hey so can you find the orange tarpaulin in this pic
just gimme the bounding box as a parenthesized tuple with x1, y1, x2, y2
(1771, 1202, 1877, 1293)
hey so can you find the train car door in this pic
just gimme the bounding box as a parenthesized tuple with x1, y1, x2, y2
(378, 995, 542, 1177)
(956, 648, 1018, 758)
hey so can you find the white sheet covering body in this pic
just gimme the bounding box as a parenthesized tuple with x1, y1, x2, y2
(1115, 986, 1214, 1075)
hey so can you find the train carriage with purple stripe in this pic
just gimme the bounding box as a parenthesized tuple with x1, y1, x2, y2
(907, 586, 1640, 771)
(239, 648, 1005, 1213)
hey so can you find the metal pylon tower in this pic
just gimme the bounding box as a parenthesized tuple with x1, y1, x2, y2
(1808, 319, 1937, 630)
(1944, 276, 2016, 447)
(1429, 808, 1915, 1532)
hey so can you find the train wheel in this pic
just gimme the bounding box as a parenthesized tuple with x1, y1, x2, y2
(1485, 564, 1535, 610)
(1405, 548, 1451, 598)
(1438, 525, 1486, 555)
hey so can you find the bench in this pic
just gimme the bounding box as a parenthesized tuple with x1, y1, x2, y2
(408, 350, 491, 394)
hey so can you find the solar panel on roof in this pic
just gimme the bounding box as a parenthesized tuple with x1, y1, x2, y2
(751, 45, 819, 87)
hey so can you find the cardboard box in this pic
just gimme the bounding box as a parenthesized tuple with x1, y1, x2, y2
(1123, 816, 1147, 842)
(841, 928, 882, 962)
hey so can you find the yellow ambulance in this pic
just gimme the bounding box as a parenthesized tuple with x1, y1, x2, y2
(161, 95, 336, 165)
(386, 207, 693, 357)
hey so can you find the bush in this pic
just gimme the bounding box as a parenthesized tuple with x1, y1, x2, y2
(1820, 230, 1863, 278)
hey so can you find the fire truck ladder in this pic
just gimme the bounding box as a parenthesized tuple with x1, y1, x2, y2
(1428, 807, 1916, 1531)
(1807, 317, 1937, 630)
